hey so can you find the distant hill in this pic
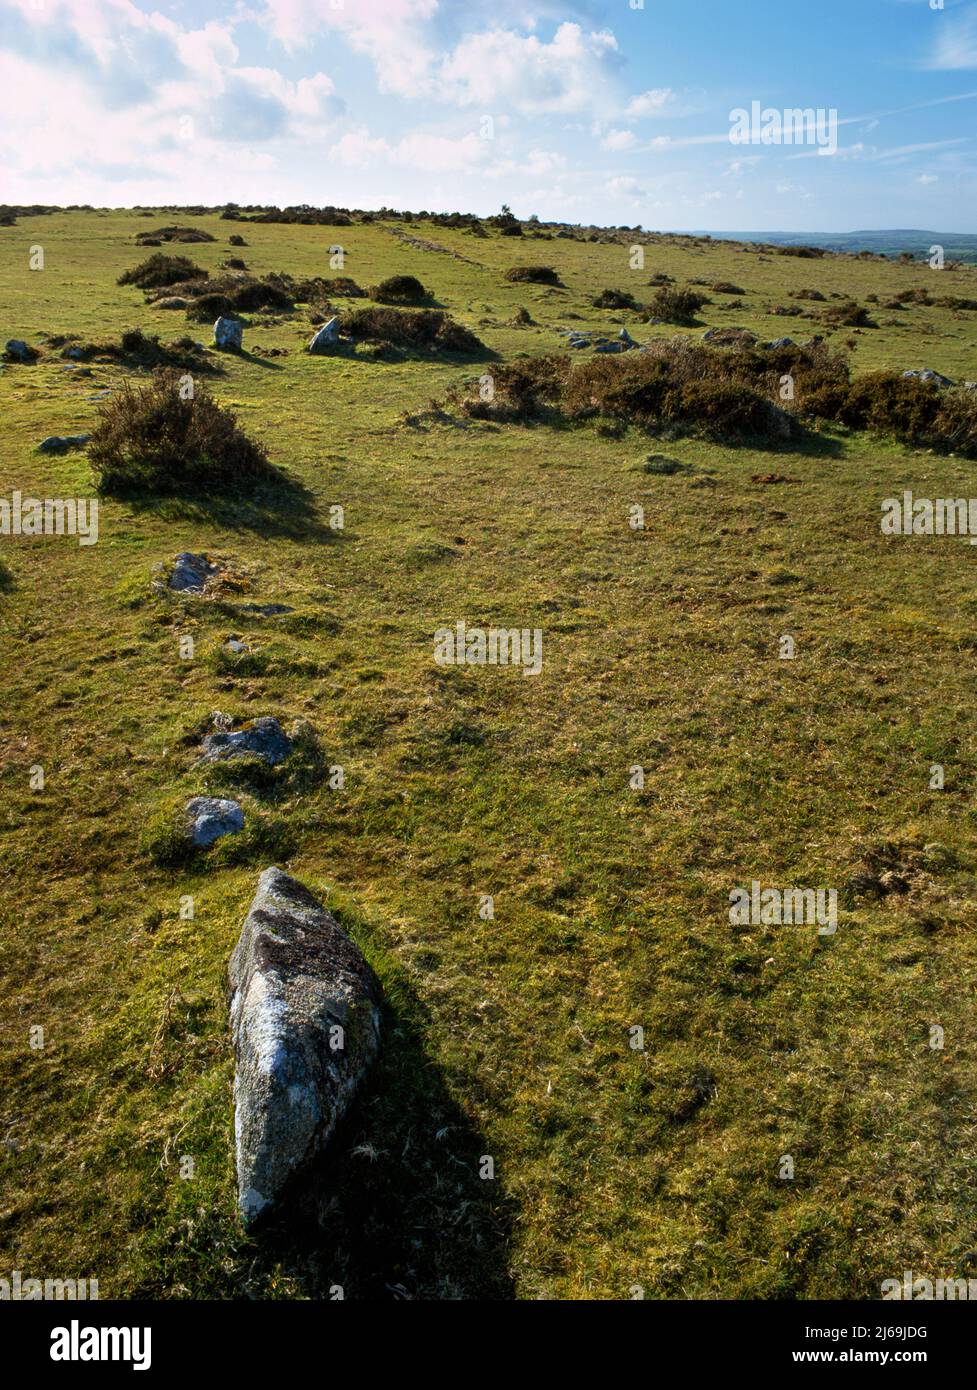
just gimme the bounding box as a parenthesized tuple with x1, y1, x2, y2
(690, 229, 977, 264)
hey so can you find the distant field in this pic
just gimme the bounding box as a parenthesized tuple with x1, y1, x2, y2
(2, 210, 977, 1300)
(699, 228, 977, 264)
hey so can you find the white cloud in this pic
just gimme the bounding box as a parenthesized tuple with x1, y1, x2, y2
(625, 87, 676, 119)
(928, 5, 977, 69)
(601, 128, 636, 151)
(606, 175, 645, 197)
(438, 22, 622, 113)
(332, 126, 489, 173)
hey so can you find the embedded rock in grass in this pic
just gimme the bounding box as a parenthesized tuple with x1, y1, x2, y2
(238, 602, 294, 616)
(186, 796, 245, 847)
(4, 339, 37, 363)
(308, 317, 340, 353)
(228, 866, 382, 1227)
(199, 716, 292, 767)
(214, 315, 243, 351)
(168, 552, 219, 593)
(37, 435, 90, 453)
(903, 369, 954, 387)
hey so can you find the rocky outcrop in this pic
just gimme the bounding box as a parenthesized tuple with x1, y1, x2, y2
(37, 434, 90, 453)
(214, 316, 243, 351)
(186, 796, 244, 847)
(4, 339, 38, 363)
(903, 368, 954, 387)
(228, 867, 382, 1227)
(199, 716, 291, 766)
(308, 317, 340, 353)
(167, 552, 219, 593)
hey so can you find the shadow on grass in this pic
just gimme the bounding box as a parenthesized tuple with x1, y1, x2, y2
(232, 349, 285, 372)
(254, 947, 516, 1300)
(109, 470, 328, 541)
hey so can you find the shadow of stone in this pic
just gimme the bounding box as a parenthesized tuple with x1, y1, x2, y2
(253, 952, 516, 1301)
(233, 349, 285, 372)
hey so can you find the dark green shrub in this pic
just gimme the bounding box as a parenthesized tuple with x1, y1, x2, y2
(838, 372, 943, 440)
(118, 253, 205, 289)
(186, 293, 236, 321)
(89, 370, 278, 495)
(933, 391, 977, 454)
(649, 285, 709, 323)
(372, 274, 428, 304)
(592, 288, 639, 310)
(504, 265, 563, 286)
(825, 302, 875, 328)
(136, 225, 215, 245)
(456, 355, 569, 422)
(344, 306, 483, 353)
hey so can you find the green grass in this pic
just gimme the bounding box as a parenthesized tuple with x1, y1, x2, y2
(2, 210, 977, 1299)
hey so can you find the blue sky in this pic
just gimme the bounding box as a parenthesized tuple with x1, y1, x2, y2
(1, 0, 976, 229)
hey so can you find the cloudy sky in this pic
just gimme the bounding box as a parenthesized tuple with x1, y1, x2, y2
(2, 0, 977, 230)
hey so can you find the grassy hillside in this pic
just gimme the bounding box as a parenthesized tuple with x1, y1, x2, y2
(2, 210, 977, 1300)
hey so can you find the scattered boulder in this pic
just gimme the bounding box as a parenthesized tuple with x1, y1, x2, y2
(199, 716, 292, 766)
(155, 297, 191, 310)
(903, 369, 954, 387)
(228, 866, 382, 1227)
(167, 552, 220, 593)
(214, 316, 243, 351)
(238, 602, 294, 617)
(37, 434, 90, 453)
(308, 317, 340, 353)
(187, 796, 245, 847)
(4, 339, 37, 363)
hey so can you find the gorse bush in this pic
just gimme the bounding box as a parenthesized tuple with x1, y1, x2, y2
(649, 286, 709, 323)
(88, 370, 279, 495)
(825, 301, 875, 328)
(136, 225, 215, 245)
(592, 288, 640, 310)
(452, 344, 795, 442)
(448, 337, 977, 457)
(343, 306, 483, 354)
(118, 253, 205, 289)
(372, 274, 428, 304)
(504, 265, 563, 286)
(61, 328, 214, 373)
